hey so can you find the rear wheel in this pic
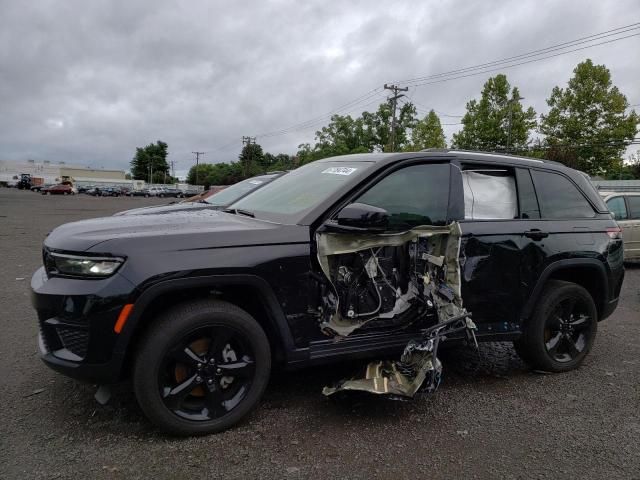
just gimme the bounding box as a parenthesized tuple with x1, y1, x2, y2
(133, 300, 271, 436)
(514, 280, 597, 372)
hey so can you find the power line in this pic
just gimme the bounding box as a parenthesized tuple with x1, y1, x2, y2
(394, 22, 640, 85)
(203, 23, 640, 153)
(258, 24, 639, 142)
(405, 32, 640, 88)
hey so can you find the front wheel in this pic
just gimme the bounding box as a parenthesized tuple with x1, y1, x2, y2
(514, 280, 597, 372)
(133, 300, 271, 436)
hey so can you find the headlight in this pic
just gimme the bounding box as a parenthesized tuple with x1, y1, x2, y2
(46, 252, 125, 278)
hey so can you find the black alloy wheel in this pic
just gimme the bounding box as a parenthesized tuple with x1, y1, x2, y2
(159, 325, 256, 421)
(133, 300, 271, 435)
(543, 297, 593, 363)
(514, 280, 597, 372)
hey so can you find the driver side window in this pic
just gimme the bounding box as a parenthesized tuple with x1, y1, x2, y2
(356, 163, 450, 230)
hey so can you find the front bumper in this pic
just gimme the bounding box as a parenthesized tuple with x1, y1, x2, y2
(31, 267, 136, 384)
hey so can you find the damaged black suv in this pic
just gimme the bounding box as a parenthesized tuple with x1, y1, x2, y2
(32, 150, 624, 435)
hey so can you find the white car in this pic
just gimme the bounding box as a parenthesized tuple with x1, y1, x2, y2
(146, 187, 168, 197)
(600, 191, 640, 260)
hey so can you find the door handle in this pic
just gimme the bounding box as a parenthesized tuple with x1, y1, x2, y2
(524, 229, 549, 240)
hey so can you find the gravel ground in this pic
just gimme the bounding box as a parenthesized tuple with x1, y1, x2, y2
(1, 187, 638, 479)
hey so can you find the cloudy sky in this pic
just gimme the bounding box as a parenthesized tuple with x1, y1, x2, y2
(1, 0, 638, 177)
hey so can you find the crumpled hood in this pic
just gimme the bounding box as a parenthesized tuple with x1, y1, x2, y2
(44, 209, 309, 253)
(113, 202, 220, 216)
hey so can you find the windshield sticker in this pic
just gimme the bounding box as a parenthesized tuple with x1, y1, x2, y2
(321, 167, 358, 176)
(248, 180, 263, 185)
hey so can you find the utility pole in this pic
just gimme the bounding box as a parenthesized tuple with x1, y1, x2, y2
(384, 83, 408, 152)
(192, 151, 205, 185)
(169, 160, 176, 179)
(242, 136, 256, 177)
(506, 95, 524, 153)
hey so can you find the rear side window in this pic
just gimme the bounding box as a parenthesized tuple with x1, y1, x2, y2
(356, 163, 450, 229)
(461, 168, 517, 220)
(627, 196, 640, 220)
(606, 197, 628, 220)
(531, 170, 595, 218)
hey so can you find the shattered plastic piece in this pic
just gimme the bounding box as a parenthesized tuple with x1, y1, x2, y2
(323, 314, 476, 398)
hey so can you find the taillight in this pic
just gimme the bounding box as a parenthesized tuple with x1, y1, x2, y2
(606, 226, 622, 239)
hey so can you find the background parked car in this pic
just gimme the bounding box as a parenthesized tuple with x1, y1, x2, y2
(42, 184, 74, 195)
(176, 187, 201, 198)
(31, 183, 54, 193)
(145, 187, 170, 197)
(601, 191, 640, 260)
(101, 186, 124, 197)
(127, 188, 150, 197)
(86, 186, 102, 196)
(115, 173, 286, 216)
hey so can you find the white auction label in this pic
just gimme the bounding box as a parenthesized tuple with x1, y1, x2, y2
(321, 167, 357, 175)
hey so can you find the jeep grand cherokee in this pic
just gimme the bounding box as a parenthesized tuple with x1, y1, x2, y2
(31, 150, 624, 435)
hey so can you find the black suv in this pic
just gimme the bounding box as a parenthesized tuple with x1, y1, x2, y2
(31, 150, 624, 435)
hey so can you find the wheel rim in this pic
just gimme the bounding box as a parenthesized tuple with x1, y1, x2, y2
(158, 325, 256, 421)
(544, 297, 593, 363)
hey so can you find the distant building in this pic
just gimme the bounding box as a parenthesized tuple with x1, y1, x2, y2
(0, 159, 126, 185)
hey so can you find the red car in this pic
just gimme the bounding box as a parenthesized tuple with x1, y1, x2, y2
(42, 184, 74, 195)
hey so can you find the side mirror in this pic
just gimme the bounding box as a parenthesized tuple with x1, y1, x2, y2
(336, 202, 389, 232)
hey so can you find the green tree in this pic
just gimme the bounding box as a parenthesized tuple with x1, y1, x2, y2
(130, 141, 171, 183)
(539, 59, 638, 176)
(295, 100, 418, 163)
(452, 74, 536, 151)
(406, 110, 446, 150)
(238, 143, 264, 176)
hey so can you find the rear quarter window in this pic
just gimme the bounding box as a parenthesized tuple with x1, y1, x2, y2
(626, 196, 640, 220)
(531, 170, 595, 219)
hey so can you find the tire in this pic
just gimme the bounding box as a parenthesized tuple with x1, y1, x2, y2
(133, 299, 271, 436)
(145, 194, 150, 198)
(514, 280, 597, 372)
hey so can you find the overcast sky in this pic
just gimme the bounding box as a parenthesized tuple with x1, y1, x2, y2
(1, 0, 638, 178)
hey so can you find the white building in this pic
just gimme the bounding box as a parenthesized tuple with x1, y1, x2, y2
(0, 159, 127, 186)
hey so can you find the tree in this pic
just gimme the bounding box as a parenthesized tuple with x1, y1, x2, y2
(539, 59, 638, 176)
(295, 100, 418, 163)
(452, 74, 536, 151)
(405, 110, 446, 151)
(238, 143, 264, 176)
(130, 141, 171, 183)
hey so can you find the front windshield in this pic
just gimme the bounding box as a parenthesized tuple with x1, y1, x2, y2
(230, 160, 374, 223)
(204, 174, 278, 206)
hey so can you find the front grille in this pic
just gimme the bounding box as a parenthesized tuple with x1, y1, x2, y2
(57, 327, 89, 358)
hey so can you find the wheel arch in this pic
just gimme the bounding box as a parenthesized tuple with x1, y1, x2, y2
(119, 274, 297, 378)
(521, 259, 608, 323)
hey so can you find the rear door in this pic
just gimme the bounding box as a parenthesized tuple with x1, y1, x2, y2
(605, 195, 635, 259)
(623, 195, 640, 259)
(455, 163, 543, 335)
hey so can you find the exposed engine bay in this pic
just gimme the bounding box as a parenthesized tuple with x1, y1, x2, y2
(316, 223, 477, 398)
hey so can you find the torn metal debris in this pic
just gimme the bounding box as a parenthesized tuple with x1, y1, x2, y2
(323, 313, 477, 398)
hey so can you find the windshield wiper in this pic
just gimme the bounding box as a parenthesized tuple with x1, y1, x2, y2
(223, 208, 255, 218)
